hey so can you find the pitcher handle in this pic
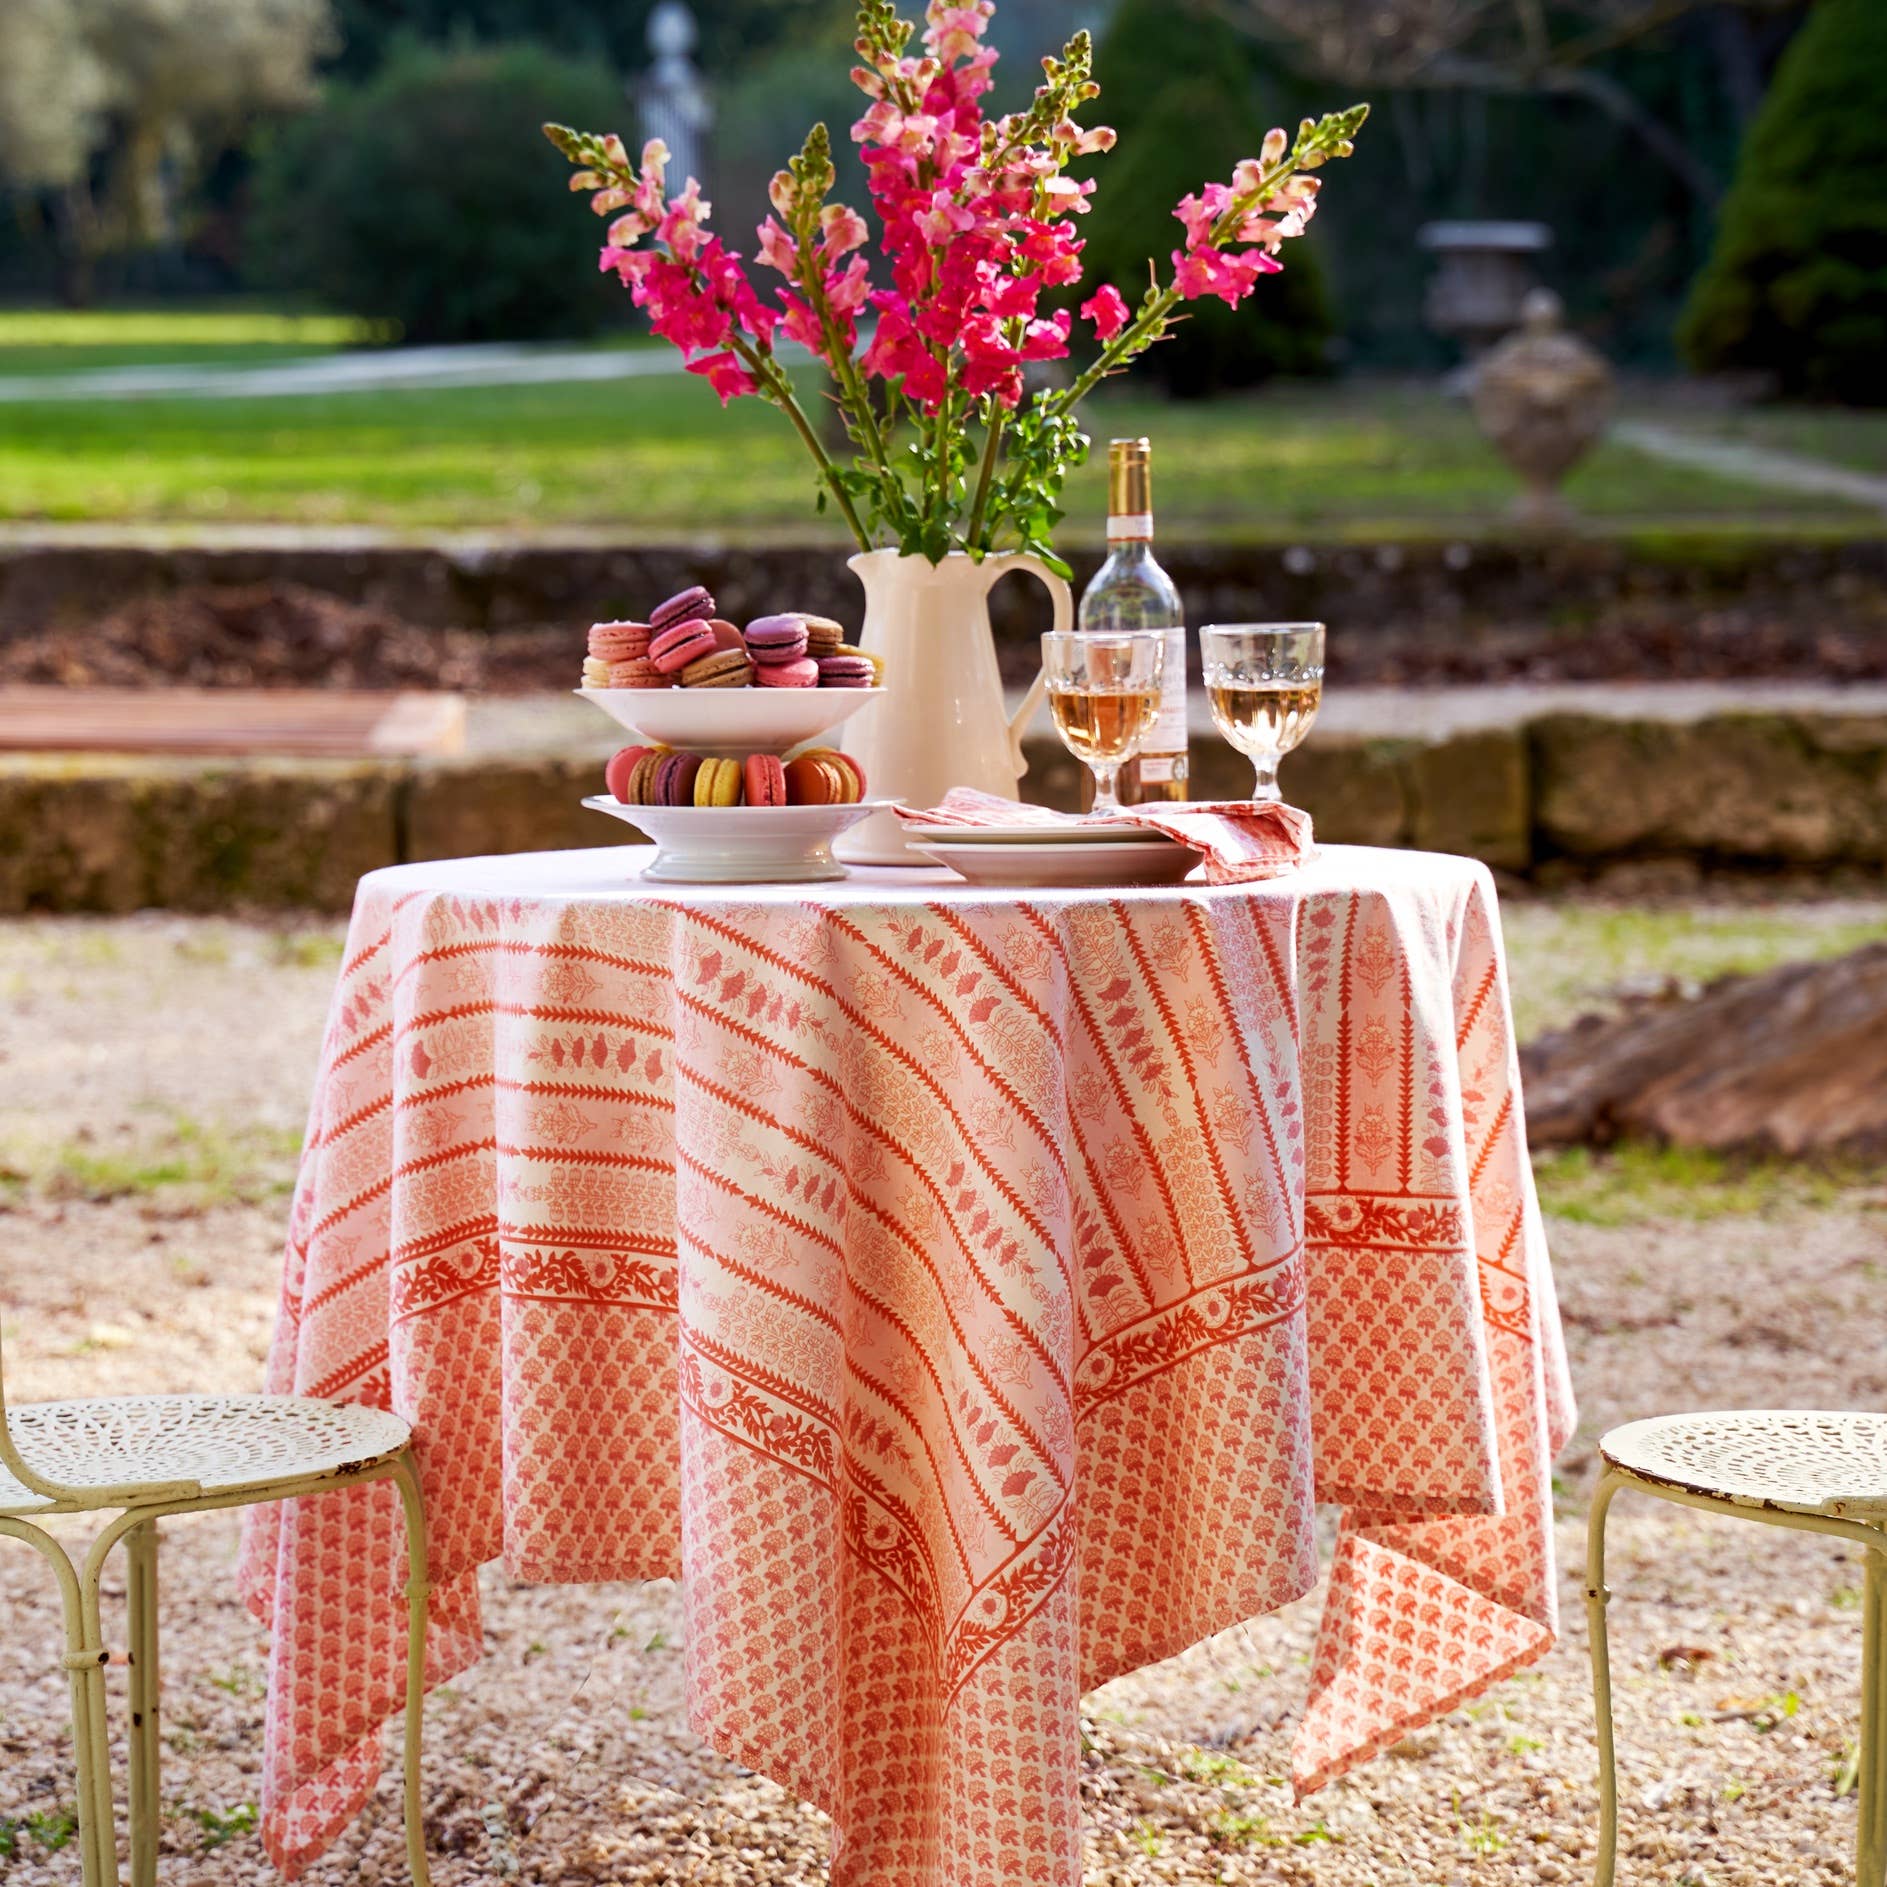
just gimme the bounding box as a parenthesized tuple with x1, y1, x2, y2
(988, 553, 1068, 778)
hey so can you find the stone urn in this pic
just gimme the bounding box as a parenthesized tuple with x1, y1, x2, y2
(1471, 289, 1615, 529)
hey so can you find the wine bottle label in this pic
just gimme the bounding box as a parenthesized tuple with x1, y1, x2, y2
(1106, 512, 1153, 542)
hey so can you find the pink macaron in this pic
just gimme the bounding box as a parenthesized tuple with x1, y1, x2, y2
(649, 617, 719, 674)
(743, 753, 787, 807)
(755, 655, 819, 689)
(650, 585, 715, 631)
(588, 620, 651, 662)
(816, 653, 876, 688)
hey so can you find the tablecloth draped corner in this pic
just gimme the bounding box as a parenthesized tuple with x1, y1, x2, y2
(240, 844, 1572, 1887)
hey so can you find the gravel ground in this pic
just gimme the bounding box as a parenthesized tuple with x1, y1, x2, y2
(2, 913, 1883, 1886)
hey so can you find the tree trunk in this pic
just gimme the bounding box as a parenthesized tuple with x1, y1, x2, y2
(50, 181, 98, 309)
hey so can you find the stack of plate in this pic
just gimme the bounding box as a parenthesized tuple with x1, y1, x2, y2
(903, 819, 1200, 887)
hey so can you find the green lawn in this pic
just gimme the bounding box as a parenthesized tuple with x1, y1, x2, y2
(0, 309, 1867, 534)
(1501, 898, 1887, 1042)
(0, 309, 379, 377)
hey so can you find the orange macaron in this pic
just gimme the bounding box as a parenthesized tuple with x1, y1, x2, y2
(783, 748, 865, 805)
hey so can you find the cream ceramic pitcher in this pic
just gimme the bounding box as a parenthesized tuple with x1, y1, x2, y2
(837, 546, 1064, 864)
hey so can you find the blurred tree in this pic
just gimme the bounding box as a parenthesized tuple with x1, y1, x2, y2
(251, 42, 628, 344)
(321, 0, 833, 82)
(1219, 0, 1802, 205)
(1677, 0, 1887, 403)
(1078, 0, 1334, 395)
(0, 0, 335, 304)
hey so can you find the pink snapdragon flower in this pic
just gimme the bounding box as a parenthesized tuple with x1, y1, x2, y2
(1172, 243, 1281, 306)
(1081, 284, 1129, 341)
(686, 350, 758, 404)
(820, 204, 870, 260)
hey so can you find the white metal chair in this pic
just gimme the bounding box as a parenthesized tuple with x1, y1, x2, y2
(1587, 1410, 1887, 1887)
(0, 1323, 432, 1887)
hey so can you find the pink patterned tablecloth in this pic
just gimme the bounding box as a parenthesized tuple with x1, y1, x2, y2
(239, 843, 1573, 1885)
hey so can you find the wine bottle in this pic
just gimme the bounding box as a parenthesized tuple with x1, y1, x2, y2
(1077, 437, 1187, 805)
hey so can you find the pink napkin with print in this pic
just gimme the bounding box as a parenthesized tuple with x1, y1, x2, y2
(896, 788, 1314, 885)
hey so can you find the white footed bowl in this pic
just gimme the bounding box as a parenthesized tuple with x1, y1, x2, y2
(582, 796, 889, 884)
(576, 685, 884, 756)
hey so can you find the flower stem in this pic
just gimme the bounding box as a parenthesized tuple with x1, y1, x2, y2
(732, 335, 872, 549)
(965, 407, 1006, 551)
(1049, 285, 1181, 415)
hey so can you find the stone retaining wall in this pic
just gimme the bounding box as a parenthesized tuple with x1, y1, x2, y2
(7, 532, 1886, 645)
(7, 704, 1885, 913)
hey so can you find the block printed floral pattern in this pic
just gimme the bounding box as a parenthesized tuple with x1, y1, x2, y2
(239, 847, 1573, 1885)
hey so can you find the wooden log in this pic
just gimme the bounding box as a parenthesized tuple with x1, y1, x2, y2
(1520, 941, 1887, 1157)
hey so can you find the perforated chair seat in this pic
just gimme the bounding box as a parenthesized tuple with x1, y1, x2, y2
(1600, 1409, 1887, 1523)
(0, 1394, 413, 1516)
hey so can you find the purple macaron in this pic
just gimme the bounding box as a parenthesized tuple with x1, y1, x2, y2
(817, 653, 876, 688)
(654, 751, 702, 807)
(650, 584, 715, 632)
(744, 613, 810, 664)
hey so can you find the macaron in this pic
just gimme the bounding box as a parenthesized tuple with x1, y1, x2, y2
(581, 656, 612, 688)
(609, 657, 668, 688)
(755, 655, 820, 689)
(743, 753, 787, 807)
(802, 614, 845, 658)
(706, 618, 746, 652)
(588, 620, 652, 662)
(625, 750, 667, 805)
(605, 744, 657, 802)
(833, 643, 884, 682)
(827, 750, 867, 799)
(651, 585, 715, 631)
(817, 653, 876, 688)
(783, 749, 862, 806)
(654, 751, 703, 807)
(744, 614, 810, 664)
(649, 617, 719, 674)
(694, 756, 743, 807)
(680, 647, 754, 689)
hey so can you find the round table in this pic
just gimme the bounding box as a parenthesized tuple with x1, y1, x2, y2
(240, 844, 1574, 1886)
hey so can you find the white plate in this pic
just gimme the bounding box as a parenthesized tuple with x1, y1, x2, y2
(915, 837, 1200, 888)
(583, 795, 887, 883)
(577, 685, 884, 756)
(898, 818, 1181, 847)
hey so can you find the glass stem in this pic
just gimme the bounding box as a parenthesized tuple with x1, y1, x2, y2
(1251, 752, 1281, 802)
(1091, 761, 1123, 814)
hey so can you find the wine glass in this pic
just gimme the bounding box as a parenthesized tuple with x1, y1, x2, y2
(1200, 623, 1325, 803)
(1041, 630, 1166, 816)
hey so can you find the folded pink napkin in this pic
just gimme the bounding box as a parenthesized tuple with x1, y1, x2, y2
(896, 788, 1314, 885)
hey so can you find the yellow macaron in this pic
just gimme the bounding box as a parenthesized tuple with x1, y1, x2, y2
(693, 756, 743, 806)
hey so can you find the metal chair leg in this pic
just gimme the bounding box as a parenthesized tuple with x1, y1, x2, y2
(390, 1452, 433, 1887)
(74, 1537, 123, 1885)
(0, 1516, 115, 1887)
(1860, 1542, 1886, 1887)
(1586, 1470, 1624, 1887)
(125, 1520, 160, 1887)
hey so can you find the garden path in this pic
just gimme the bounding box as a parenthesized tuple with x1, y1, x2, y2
(1616, 420, 1887, 516)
